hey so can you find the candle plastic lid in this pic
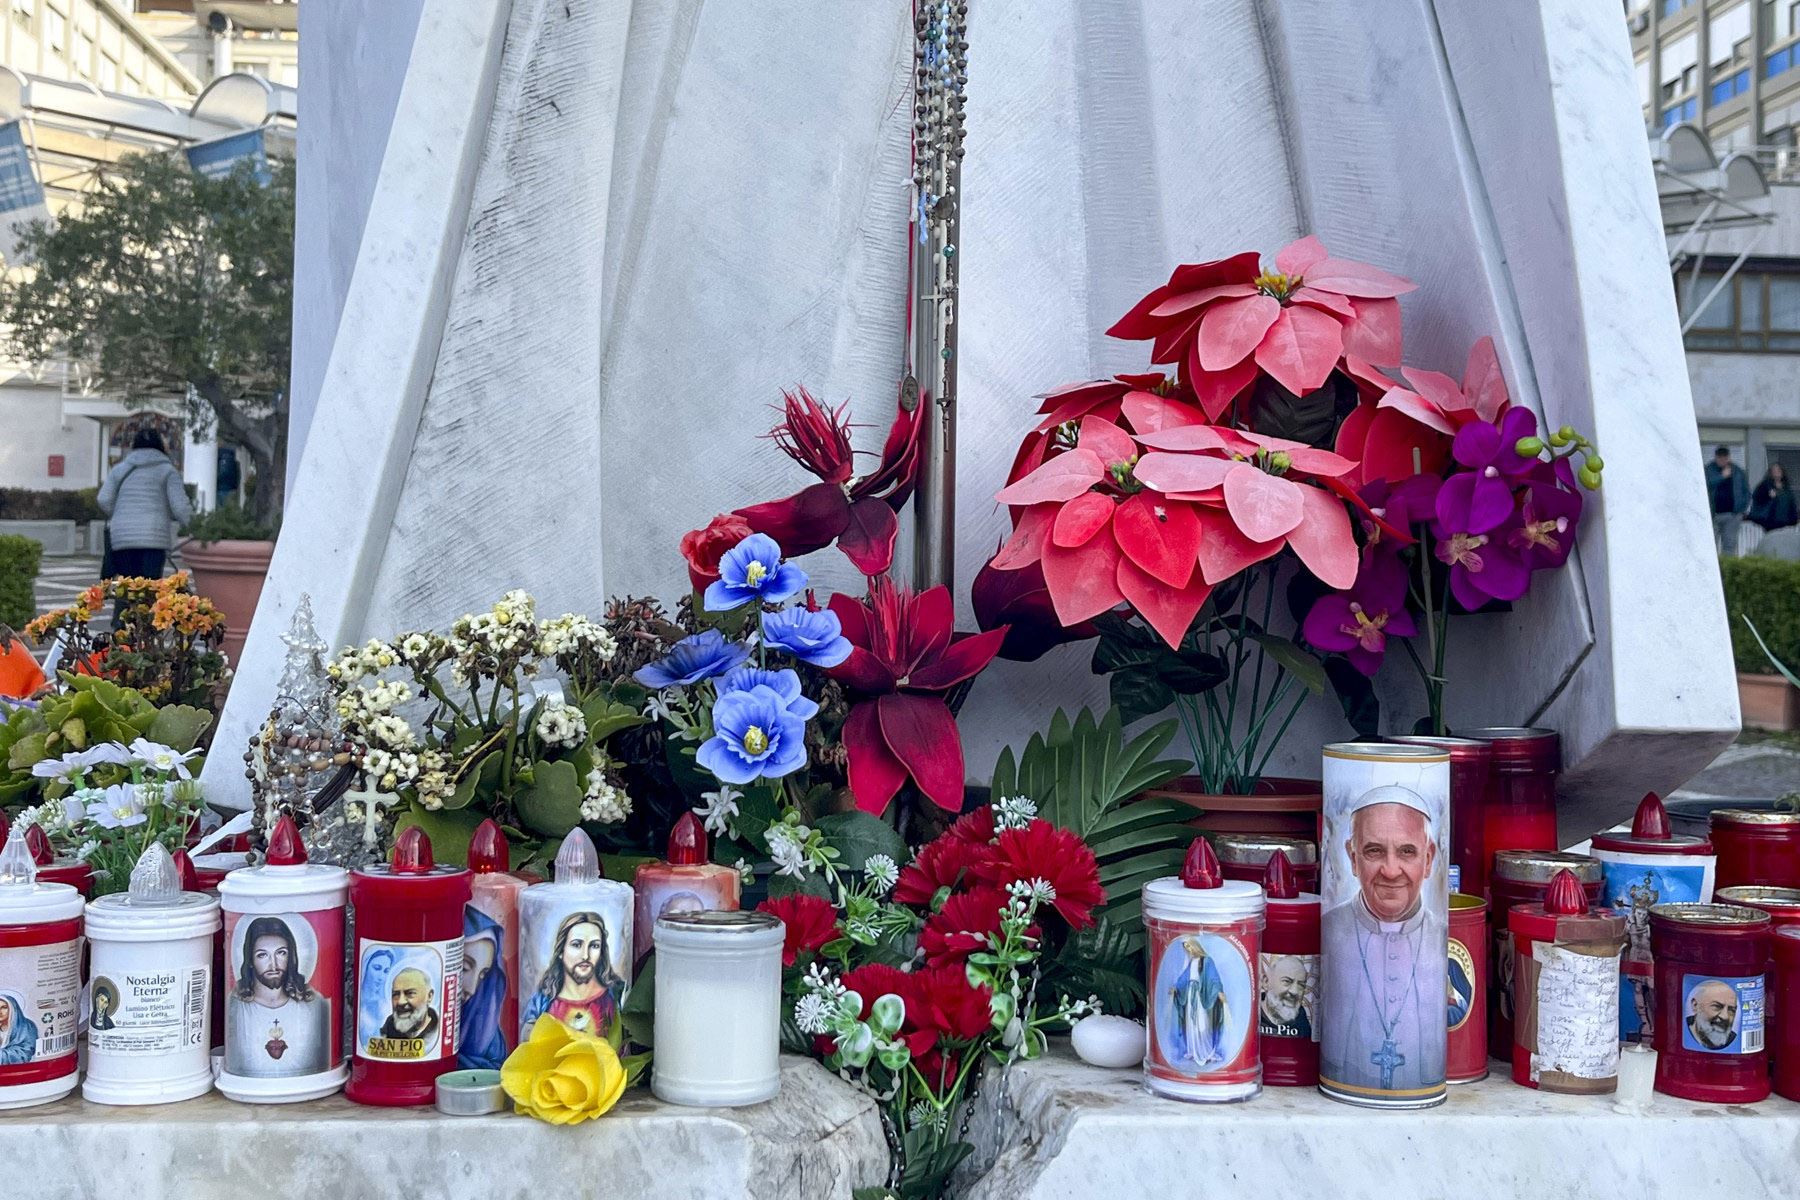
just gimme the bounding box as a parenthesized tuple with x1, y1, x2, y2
(654, 909, 783, 951)
(1716, 886, 1800, 914)
(1648, 901, 1771, 929)
(1591, 793, 1712, 853)
(1464, 726, 1559, 772)
(1387, 734, 1491, 761)
(1144, 841, 1263, 920)
(1710, 808, 1800, 828)
(87, 843, 220, 934)
(1262, 849, 1300, 899)
(469, 819, 510, 874)
(1493, 849, 1601, 884)
(555, 828, 601, 884)
(1543, 868, 1590, 915)
(667, 812, 707, 866)
(263, 816, 308, 866)
(351, 825, 468, 890)
(0, 829, 82, 922)
(220, 817, 349, 902)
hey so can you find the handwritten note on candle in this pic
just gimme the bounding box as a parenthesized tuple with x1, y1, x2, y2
(1534, 945, 1619, 1081)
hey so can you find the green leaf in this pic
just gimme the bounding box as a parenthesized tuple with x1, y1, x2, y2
(620, 1051, 652, 1088)
(766, 869, 832, 900)
(445, 747, 503, 812)
(1324, 656, 1382, 738)
(144, 704, 212, 752)
(1746, 617, 1800, 690)
(870, 993, 905, 1038)
(513, 758, 586, 837)
(6, 731, 49, 774)
(621, 956, 655, 1049)
(581, 695, 648, 742)
(815, 810, 909, 873)
(1249, 632, 1328, 697)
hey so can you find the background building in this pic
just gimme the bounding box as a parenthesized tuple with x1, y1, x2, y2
(0, 3, 293, 509)
(1629, 0, 1800, 546)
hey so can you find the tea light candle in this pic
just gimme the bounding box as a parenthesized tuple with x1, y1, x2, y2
(652, 910, 783, 1106)
(83, 844, 221, 1105)
(0, 829, 84, 1110)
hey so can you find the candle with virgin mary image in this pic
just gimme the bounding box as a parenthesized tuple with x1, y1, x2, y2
(1318, 743, 1451, 1110)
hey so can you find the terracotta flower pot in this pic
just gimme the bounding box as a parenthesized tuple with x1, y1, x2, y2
(1138, 775, 1323, 843)
(1738, 672, 1800, 732)
(179, 537, 274, 666)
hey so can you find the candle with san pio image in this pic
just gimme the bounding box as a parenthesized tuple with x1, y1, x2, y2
(345, 826, 471, 1107)
(1650, 902, 1771, 1103)
(1317, 742, 1450, 1110)
(1257, 850, 1320, 1087)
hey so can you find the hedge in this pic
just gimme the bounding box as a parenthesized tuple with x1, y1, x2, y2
(0, 487, 104, 521)
(0, 534, 41, 629)
(1720, 555, 1800, 675)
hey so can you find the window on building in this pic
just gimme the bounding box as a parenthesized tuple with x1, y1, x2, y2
(43, 8, 63, 53)
(1664, 0, 1694, 16)
(97, 53, 115, 91)
(1679, 268, 1800, 350)
(1712, 3, 1753, 66)
(1663, 97, 1700, 126)
(1713, 68, 1752, 103)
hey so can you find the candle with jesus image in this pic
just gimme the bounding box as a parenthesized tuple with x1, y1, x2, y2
(1318, 743, 1450, 1110)
(519, 829, 633, 1043)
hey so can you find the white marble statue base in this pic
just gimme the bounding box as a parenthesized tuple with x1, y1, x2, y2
(965, 1049, 1800, 1199)
(7, 1057, 885, 1200)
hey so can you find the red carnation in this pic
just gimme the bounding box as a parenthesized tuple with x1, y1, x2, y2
(919, 887, 1009, 964)
(892, 834, 994, 907)
(679, 512, 755, 590)
(974, 821, 1105, 929)
(911, 963, 995, 1044)
(839, 963, 935, 1058)
(756, 894, 841, 967)
(945, 805, 996, 845)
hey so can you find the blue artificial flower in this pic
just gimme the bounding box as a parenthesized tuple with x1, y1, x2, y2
(760, 606, 852, 668)
(696, 684, 809, 784)
(633, 629, 752, 689)
(718, 666, 820, 720)
(704, 533, 809, 612)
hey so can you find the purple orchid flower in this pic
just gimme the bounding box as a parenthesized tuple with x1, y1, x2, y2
(1433, 522, 1528, 611)
(1303, 553, 1418, 676)
(1506, 465, 1583, 572)
(1434, 408, 1540, 535)
(1356, 476, 1440, 567)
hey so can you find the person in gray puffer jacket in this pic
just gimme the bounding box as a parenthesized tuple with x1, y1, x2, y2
(97, 429, 193, 580)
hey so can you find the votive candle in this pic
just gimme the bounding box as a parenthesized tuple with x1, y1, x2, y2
(651, 910, 783, 1106)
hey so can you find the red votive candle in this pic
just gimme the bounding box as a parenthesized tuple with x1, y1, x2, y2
(1775, 927, 1800, 1101)
(1710, 810, 1800, 891)
(1467, 728, 1560, 871)
(1716, 886, 1800, 1086)
(1389, 736, 1493, 900)
(24, 826, 92, 897)
(345, 827, 471, 1107)
(1212, 834, 1320, 895)
(1488, 850, 1602, 1060)
(461, 820, 525, 1073)
(1448, 894, 1489, 1084)
(1257, 851, 1319, 1087)
(1509, 870, 1626, 1093)
(633, 812, 740, 969)
(1650, 902, 1772, 1103)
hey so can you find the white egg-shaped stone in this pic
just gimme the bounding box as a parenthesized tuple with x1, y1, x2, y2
(1070, 1015, 1146, 1070)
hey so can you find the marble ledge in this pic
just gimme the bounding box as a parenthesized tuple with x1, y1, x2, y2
(6, 1057, 887, 1200)
(963, 1049, 1800, 1200)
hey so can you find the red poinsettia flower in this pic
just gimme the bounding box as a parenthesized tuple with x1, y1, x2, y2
(1007, 371, 1183, 482)
(1335, 336, 1510, 488)
(1107, 236, 1416, 418)
(892, 826, 995, 905)
(756, 894, 841, 967)
(732, 386, 924, 575)
(990, 410, 1375, 647)
(825, 579, 1007, 815)
(919, 886, 1011, 964)
(972, 820, 1105, 929)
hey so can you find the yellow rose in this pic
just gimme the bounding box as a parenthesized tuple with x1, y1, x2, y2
(500, 1016, 627, 1125)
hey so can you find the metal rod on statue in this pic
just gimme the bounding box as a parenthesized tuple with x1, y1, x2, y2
(908, 0, 967, 591)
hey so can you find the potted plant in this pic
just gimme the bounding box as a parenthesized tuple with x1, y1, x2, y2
(178, 503, 277, 665)
(1721, 558, 1800, 731)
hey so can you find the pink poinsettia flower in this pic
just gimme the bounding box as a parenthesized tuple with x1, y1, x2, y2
(1302, 553, 1417, 677)
(731, 386, 924, 575)
(1106, 236, 1416, 419)
(825, 579, 1007, 815)
(1336, 337, 1510, 487)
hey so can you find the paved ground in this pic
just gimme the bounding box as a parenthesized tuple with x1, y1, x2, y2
(32, 553, 103, 616)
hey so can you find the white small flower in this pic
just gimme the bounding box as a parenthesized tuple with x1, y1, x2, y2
(794, 993, 832, 1035)
(863, 854, 899, 895)
(767, 824, 808, 879)
(73, 839, 99, 863)
(534, 698, 587, 749)
(993, 794, 1038, 831)
(86, 784, 148, 830)
(733, 857, 755, 887)
(696, 786, 742, 837)
(642, 690, 677, 722)
(369, 714, 416, 749)
(580, 768, 632, 823)
(1007, 876, 1057, 906)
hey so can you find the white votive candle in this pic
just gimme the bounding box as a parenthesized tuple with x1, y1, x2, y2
(652, 910, 783, 1106)
(1614, 1042, 1657, 1113)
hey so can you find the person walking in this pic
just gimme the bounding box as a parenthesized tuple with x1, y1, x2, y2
(1749, 463, 1798, 534)
(1706, 445, 1749, 554)
(97, 429, 192, 581)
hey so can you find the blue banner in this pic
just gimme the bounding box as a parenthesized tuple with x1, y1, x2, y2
(0, 119, 49, 263)
(186, 129, 270, 185)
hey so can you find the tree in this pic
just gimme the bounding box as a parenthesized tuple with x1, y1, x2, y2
(0, 151, 294, 526)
